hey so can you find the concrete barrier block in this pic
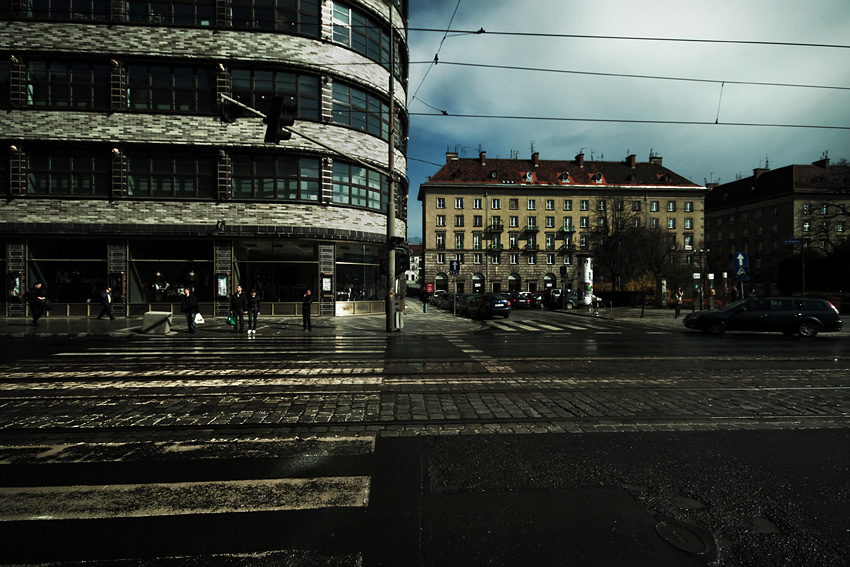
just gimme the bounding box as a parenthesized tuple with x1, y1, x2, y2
(141, 311, 172, 334)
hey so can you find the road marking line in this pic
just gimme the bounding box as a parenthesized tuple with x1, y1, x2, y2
(0, 477, 371, 521)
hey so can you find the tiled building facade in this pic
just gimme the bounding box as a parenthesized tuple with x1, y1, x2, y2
(1, 0, 408, 317)
(705, 158, 850, 297)
(418, 151, 707, 295)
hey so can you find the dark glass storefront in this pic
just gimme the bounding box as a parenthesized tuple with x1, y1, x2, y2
(129, 240, 214, 303)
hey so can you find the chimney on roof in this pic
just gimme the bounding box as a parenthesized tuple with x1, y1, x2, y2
(812, 157, 830, 169)
(575, 153, 585, 168)
(479, 151, 486, 166)
(626, 154, 636, 168)
(446, 151, 459, 162)
(753, 168, 769, 179)
(531, 152, 539, 167)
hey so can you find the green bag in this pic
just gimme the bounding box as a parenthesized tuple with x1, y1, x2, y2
(227, 315, 236, 326)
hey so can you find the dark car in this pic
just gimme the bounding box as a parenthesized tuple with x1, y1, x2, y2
(455, 293, 479, 316)
(683, 297, 841, 337)
(467, 293, 511, 319)
(508, 292, 532, 309)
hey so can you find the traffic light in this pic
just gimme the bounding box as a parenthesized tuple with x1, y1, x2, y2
(264, 95, 296, 144)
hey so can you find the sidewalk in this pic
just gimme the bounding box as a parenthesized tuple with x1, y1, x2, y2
(0, 306, 686, 338)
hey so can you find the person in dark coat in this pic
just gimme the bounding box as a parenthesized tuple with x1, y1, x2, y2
(230, 285, 247, 333)
(302, 289, 313, 331)
(246, 289, 260, 334)
(180, 288, 199, 334)
(97, 286, 116, 320)
(26, 282, 48, 326)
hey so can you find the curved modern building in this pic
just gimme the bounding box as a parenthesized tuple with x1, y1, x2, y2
(1, 0, 408, 318)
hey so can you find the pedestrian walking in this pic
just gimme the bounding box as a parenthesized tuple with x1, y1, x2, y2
(25, 282, 49, 326)
(302, 289, 313, 331)
(246, 289, 260, 334)
(230, 285, 247, 333)
(746, 288, 758, 299)
(674, 287, 684, 319)
(180, 288, 199, 334)
(97, 286, 116, 320)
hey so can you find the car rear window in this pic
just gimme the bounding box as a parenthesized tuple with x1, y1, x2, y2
(800, 300, 827, 311)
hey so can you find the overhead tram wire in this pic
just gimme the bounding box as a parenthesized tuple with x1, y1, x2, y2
(407, 60, 850, 92)
(409, 0, 465, 105)
(407, 27, 850, 51)
(407, 112, 850, 131)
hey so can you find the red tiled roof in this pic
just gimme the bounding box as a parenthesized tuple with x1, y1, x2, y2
(422, 156, 699, 188)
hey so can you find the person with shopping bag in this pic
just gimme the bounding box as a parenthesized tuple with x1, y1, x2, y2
(180, 287, 199, 334)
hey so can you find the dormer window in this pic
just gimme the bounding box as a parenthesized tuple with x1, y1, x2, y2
(560, 172, 570, 183)
(593, 172, 603, 183)
(525, 172, 534, 183)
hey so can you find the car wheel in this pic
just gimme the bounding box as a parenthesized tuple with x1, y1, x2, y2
(797, 321, 819, 338)
(502, 314, 510, 319)
(565, 302, 574, 310)
(706, 319, 726, 335)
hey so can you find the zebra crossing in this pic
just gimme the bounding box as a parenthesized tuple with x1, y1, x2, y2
(482, 317, 625, 333)
(0, 436, 374, 565)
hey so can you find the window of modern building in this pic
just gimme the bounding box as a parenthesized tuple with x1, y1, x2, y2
(230, 0, 320, 35)
(26, 60, 110, 109)
(128, 150, 216, 198)
(330, 161, 386, 209)
(332, 1, 394, 74)
(26, 147, 111, 196)
(332, 81, 391, 141)
(127, 0, 217, 27)
(129, 239, 214, 302)
(232, 68, 320, 121)
(127, 64, 216, 113)
(26, 0, 111, 21)
(231, 154, 320, 201)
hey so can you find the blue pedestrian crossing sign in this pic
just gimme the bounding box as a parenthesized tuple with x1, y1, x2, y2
(449, 260, 460, 276)
(733, 252, 749, 281)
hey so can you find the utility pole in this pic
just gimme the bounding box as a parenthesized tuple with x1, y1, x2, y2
(385, 1, 397, 332)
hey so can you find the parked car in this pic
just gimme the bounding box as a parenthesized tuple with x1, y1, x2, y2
(545, 289, 584, 310)
(508, 292, 532, 309)
(466, 293, 511, 319)
(683, 297, 841, 337)
(455, 293, 479, 316)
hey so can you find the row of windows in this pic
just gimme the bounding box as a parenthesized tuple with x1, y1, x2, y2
(436, 197, 695, 212)
(12, 147, 390, 210)
(707, 221, 846, 244)
(435, 215, 695, 230)
(2, 61, 406, 144)
(433, 232, 697, 251)
(435, 253, 571, 266)
(5, 0, 407, 81)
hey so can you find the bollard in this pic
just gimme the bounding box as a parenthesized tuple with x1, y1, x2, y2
(423, 302, 428, 313)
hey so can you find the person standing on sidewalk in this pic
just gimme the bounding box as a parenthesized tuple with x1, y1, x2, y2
(180, 287, 199, 334)
(302, 289, 313, 331)
(246, 289, 260, 334)
(97, 286, 116, 320)
(674, 287, 684, 319)
(230, 285, 247, 334)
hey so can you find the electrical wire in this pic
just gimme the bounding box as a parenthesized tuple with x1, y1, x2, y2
(408, 112, 850, 130)
(407, 60, 850, 92)
(407, 27, 850, 50)
(409, 0, 464, 105)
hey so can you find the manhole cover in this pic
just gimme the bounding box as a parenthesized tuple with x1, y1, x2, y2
(655, 520, 710, 555)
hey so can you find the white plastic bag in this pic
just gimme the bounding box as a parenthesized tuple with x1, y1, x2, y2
(194, 313, 205, 324)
